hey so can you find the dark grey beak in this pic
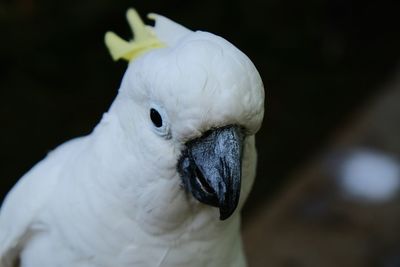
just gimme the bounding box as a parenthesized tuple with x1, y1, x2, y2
(178, 125, 243, 220)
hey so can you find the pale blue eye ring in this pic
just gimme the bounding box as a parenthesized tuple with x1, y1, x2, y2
(149, 103, 171, 139)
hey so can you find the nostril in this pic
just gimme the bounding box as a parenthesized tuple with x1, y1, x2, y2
(201, 129, 213, 139)
(194, 165, 215, 195)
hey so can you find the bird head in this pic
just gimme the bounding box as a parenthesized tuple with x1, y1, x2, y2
(105, 9, 264, 224)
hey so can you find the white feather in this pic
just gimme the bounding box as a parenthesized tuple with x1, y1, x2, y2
(0, 13, 264, 267)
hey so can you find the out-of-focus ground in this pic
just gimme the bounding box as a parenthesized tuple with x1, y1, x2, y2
(244, 69, 400, 266)
(1, 1, 400, 266)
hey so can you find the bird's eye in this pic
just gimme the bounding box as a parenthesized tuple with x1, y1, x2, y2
(149, 104, 170, 138)
(150, 108, 163, 128)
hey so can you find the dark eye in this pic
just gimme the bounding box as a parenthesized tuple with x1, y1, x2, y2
(150, 108, 163, 128)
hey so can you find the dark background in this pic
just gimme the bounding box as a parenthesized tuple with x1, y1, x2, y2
(1, 0, 399, 218)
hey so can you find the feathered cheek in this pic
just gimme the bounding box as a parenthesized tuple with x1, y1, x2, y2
(136, 179, 191, 234)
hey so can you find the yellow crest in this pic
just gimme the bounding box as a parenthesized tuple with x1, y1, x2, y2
(105, 9, 165, 62)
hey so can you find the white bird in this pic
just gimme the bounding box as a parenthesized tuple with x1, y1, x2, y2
(0, 9, 264, 267)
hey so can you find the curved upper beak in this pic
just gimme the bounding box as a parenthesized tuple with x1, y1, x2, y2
(178, 125, 243, 220)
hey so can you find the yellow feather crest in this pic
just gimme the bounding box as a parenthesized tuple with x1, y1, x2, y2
(104, 8, 165, 62)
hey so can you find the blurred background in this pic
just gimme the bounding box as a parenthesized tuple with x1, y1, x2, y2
(1, 0, 400, 266)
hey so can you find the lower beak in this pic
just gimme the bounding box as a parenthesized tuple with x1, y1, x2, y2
(178, 125, 243, 220)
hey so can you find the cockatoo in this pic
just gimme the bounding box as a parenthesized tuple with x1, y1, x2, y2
(0, 9, 264, 267)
